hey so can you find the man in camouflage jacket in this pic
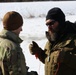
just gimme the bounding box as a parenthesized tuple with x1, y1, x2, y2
(0, 11, 38, 75)
(29, 7, 76, 75)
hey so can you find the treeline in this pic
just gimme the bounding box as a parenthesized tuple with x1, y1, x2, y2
(0, 0, 75, 2)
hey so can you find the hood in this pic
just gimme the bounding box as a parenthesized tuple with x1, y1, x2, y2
(64, 21, 76, 34)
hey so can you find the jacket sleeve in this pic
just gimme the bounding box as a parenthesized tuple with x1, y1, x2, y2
(62, 38, 76, 70)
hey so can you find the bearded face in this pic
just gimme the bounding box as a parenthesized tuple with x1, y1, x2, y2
(46, 19, 60, 42)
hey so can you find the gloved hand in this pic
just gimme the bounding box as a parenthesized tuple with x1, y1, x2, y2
(30, 71, 38, 75)
(26, 66, 29, 71)
(29, 41, 40, 55)
(28, 71, 38, 75)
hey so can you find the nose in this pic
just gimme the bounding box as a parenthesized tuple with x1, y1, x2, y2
(48, 25, 53, 31)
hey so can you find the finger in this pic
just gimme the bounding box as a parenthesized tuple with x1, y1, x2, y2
(29, 44, 33, 47)
(32, 41, 38, 47)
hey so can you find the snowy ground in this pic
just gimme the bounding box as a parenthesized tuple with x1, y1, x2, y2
(0, 1, 76, 75)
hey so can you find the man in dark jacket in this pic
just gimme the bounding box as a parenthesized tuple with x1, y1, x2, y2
(0, 11, 38, 75)
(29, 7, 76, 75)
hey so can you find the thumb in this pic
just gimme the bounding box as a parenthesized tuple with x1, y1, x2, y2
(32, 41, 38, 47)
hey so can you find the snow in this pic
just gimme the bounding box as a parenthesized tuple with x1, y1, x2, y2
(0, 1, 76, 75)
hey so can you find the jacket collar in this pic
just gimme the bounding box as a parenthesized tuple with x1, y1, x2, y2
(0, 29, 23, 44)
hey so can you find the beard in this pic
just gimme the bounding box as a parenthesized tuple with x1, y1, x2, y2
(50, 31, 57, 42)
(46, 31, 57, 42)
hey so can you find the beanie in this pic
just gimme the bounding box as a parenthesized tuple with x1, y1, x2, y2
(46, 7, 65, 24)
(3, 11, 23, 31)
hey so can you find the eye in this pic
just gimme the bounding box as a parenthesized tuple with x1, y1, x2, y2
(46, 21, 55, 26)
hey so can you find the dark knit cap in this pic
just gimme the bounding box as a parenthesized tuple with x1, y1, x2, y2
(46, 7, 65, 24)
(3, 11, 23, 31)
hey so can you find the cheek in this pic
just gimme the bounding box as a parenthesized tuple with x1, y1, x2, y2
(52, 23, 59, 31)
(19, 27, 22, 31)
(48, 25, 56, 32)
(54, 25, 57, 28)
(54, 22, 59, 28)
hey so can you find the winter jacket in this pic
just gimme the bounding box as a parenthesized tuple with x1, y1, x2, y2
(37, 21, 76, 75)
(0, 29, 28, 75)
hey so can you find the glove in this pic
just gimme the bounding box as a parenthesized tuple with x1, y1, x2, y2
(31, 71, 38, 75)
(29, 41, 40, 55)
(26, 66, 29, 71)
(28, 71, 38, 75)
